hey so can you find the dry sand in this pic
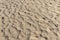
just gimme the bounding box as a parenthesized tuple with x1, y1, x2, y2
(0, 0, 60, 40)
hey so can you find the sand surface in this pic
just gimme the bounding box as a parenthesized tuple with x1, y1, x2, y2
(0, 0, 60, 40)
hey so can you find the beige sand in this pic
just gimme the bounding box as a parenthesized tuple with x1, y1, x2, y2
(0, 0, 60, 40)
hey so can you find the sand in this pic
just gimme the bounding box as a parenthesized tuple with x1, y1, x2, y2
(0, 0, 60, 40)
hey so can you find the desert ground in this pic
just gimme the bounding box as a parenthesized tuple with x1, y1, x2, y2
(0, 0, 60, 40)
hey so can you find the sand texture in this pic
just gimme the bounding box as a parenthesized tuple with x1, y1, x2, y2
(0, 0, 60, 40)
